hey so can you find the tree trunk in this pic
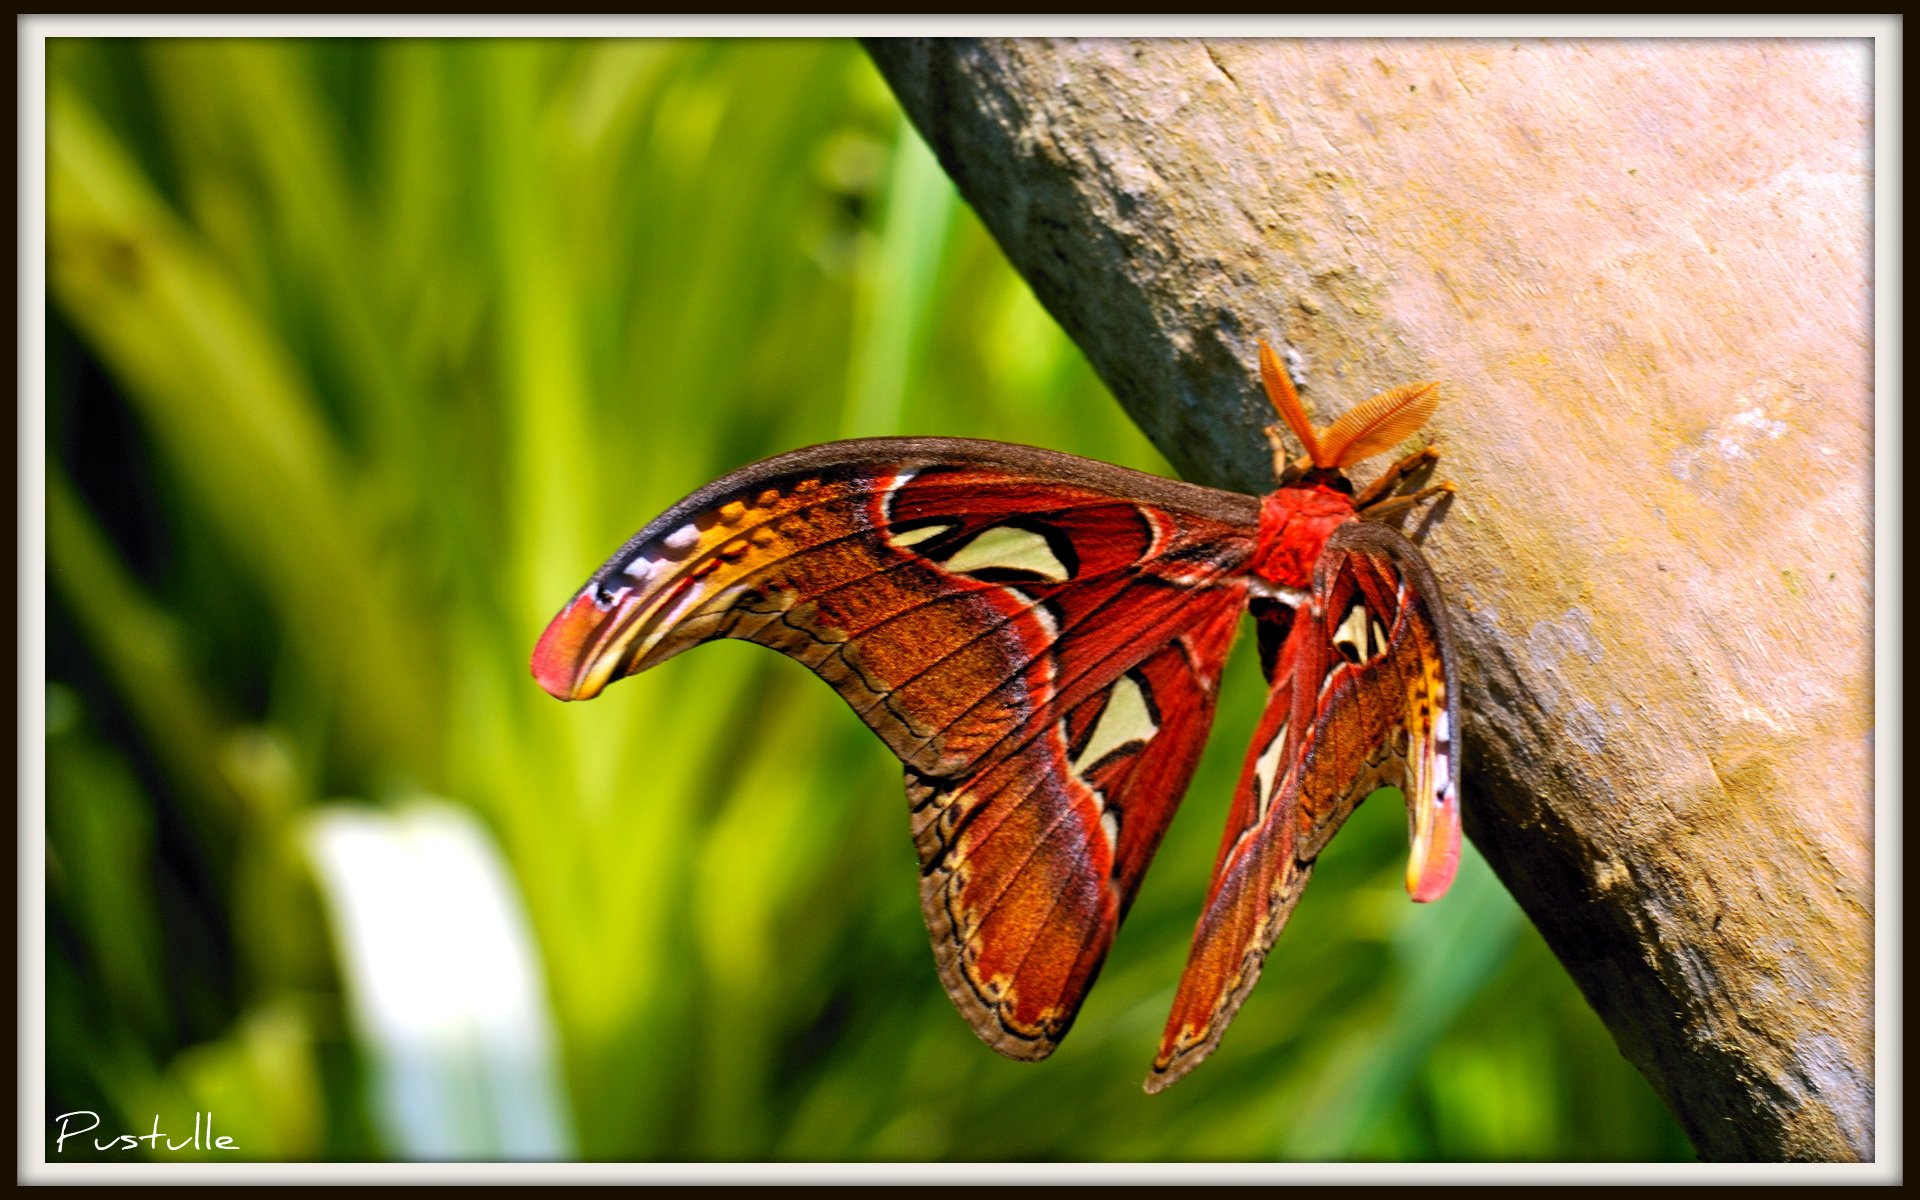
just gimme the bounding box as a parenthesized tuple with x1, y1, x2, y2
(865, 37, 1873, 1162)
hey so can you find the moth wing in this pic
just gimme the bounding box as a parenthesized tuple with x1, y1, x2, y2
(532, 437, 1261, 1059)
(1146, 519, 1461, 1092)
(914, 589, 1246, 1059)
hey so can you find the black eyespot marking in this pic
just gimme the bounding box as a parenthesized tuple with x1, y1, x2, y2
(1034, 519, 1081, 579)
(1041, 598, 1068, 633)
(1104, 809, 1126, 876)
(1129, 668, 1161, 727)
(1252, 598, 1298, 683)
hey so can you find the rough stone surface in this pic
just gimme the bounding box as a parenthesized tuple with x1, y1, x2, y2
(867, 37, 1873, 1162)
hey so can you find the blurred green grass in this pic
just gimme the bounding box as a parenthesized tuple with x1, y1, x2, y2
(44, 37, 1693, 1162)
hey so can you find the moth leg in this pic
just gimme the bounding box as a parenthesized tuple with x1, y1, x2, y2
(1358, 481, 1454, 522)
(1354, 444, 1441, 511)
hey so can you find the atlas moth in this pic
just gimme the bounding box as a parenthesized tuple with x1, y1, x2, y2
(531, 339, 1460, 1091)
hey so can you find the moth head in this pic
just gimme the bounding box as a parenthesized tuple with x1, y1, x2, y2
(1257, 339, 1443, 483)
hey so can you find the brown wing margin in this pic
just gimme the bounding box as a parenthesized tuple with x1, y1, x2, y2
(570, 437, 1258, 603)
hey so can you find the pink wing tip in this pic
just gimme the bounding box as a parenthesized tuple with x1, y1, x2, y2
(1405, 794, 1462, 902)
(530, 592, 602, 701)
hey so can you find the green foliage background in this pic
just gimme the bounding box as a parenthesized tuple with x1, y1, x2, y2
(44, 38, 1692, 1163)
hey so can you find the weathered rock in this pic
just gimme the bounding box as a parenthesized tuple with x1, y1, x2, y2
(867, 37, 1873, 1162)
